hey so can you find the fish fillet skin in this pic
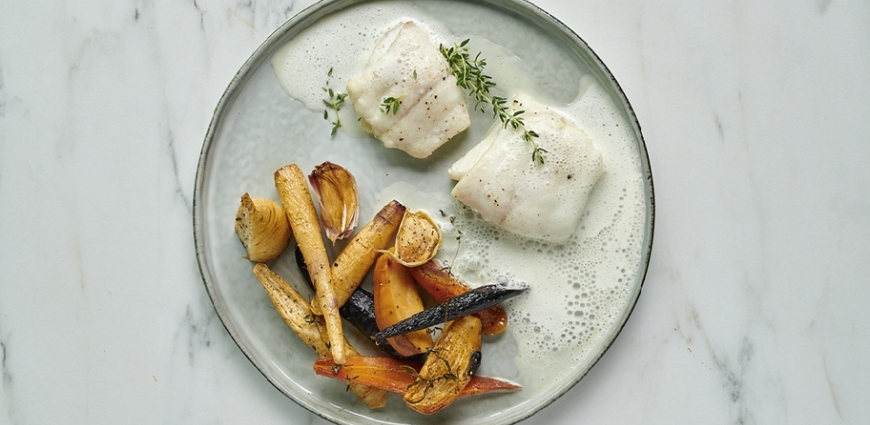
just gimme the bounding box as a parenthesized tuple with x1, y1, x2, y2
(346, 22, 470, 159)
(449, 93, 605, 243)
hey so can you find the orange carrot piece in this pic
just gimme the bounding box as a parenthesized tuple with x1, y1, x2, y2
(373, 252, 434, 356)
(460, 376, 522, 398)
(313, 356, 521, 397)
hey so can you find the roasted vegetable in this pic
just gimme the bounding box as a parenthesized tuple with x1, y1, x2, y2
(296, 243, 396, 355)
(234, 193, 292, 262)
(296, 245, 417, 360)
(390, 210, 441, 267)
(252, 263, 387, 409)
(275, 163, 346, 364)
(311, 200, 405, 315)
(403, 315, 483, 414)
(373, 250, 434, 357)
(313, 355, 520, 398)
(341, 288, 409, 358)
(375, 282, 528, 343)
(409, 260, 509, 335)
(308, 161, 359, 242)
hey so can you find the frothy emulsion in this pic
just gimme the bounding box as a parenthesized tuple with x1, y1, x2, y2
(273, 2, 647, 398)
(374, 79, 646, 393)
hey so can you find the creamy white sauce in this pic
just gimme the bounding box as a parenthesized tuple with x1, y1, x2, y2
(271, 3, 647, 398)
(375, 80, 645, 392)
(271, 3, 454, 137)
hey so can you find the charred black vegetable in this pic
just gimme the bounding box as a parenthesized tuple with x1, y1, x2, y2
(339, 287, 380, 338)
(375, 282, 528, 344)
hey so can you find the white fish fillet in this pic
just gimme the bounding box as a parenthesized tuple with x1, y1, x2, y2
(449, 93, 605, 243)
(346, 22, 470, 159)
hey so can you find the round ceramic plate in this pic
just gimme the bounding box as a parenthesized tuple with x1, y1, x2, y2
(194, 1, 654, 424)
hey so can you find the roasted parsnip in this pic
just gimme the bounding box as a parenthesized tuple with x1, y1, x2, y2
(274, 163, 345, 364)
(403, 315, 483, 414)
(296, 245, 411, 359)
(311, 200, 405, 315)
(252, 263, 387, 409)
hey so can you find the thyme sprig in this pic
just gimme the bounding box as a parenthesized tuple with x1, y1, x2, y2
(440, 40, 547, 164)
(381, 95, 404, 115)
(322, 68, 347, 135)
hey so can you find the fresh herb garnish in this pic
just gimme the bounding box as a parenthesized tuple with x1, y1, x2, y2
(440, 40, 547, 164)
(381, 95, 404, 115)
(322, 67, 348, 135)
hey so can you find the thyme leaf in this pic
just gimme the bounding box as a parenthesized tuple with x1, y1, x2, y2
(322, 67, 347, 135)
(440, 40, 546, 164)
(381, 95, 404, 115)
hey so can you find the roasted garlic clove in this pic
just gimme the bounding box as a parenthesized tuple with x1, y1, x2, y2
(308, 162, 359, 242)
(392, 210, 442, 267)
(234, 193, 292, 262)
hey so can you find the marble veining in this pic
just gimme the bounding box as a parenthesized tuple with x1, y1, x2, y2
(1, 0, 869, 424)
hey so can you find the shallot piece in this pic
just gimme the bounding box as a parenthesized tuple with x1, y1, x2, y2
(308, 161, 359, 242)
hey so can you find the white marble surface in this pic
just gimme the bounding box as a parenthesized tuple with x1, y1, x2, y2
(1, 0, 868, 423)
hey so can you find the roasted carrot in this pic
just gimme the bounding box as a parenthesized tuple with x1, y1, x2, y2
(313, 356, 521, 398)
(373, 251, 434, 357)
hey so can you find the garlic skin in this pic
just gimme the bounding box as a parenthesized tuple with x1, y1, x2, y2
(234, 193, 293, 262)
(308, 162, 360, 242)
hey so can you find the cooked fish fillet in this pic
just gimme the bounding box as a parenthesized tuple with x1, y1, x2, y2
(449, 93, 604, 243)
(346, 21, 470, 159)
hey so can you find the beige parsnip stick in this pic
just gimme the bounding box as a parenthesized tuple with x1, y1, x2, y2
(274, 163, 345, 364)
(252, 263, 386, 409)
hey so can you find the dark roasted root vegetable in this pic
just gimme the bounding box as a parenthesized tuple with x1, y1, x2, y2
(313, 356, 520, 397)
(275, 163, 346, 363)
(403, 315, 483, 414)
(408, 260, 509, 335)
(252, 263, 387, 409)
(311, 200, 406, 315)
(373, 251, 434, 357)
(339, 287, 387, 345)
(375, 281, 528, 344)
